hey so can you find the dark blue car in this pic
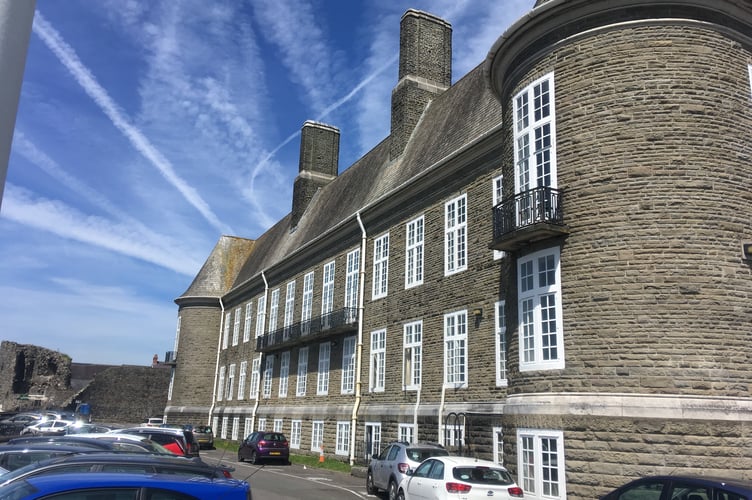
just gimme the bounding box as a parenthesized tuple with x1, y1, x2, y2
(0, 472, 252, 499)
(600, 475, 752, 500)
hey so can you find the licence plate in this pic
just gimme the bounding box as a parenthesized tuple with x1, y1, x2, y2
(270, 451, 281, 455)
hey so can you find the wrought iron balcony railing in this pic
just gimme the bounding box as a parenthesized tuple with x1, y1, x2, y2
(256, 307, 358, 352)
(491, 186, 568, 251)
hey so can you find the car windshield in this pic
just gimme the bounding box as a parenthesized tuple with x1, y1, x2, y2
(406, 448, 449, 462)
(261, 433, 285, 441)
(452, 466, 514, 485)
(196, 426, 212, 433)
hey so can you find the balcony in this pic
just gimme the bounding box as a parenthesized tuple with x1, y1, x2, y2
(256, 307, 358, 353)
(491, 186, 569, 252)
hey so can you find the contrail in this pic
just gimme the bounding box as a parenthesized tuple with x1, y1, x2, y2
(32, 10, 232, 235)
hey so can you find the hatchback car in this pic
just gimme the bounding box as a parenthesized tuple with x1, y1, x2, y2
(111, 427, 200, 457)
(0, 444, 97, 472)
(238, 431, 290, 464)
(397, 456, 523, 500)
(600, 475, 752, 500)
(367, 441, 449, 500)
(0, 472, 252, 500)
(194, 425, 215, 449)
(19, 420, 73, 436)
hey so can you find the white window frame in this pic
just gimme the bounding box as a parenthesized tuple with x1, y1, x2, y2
(173, 316, 181, 355)
(274, 419, 283, 432)
(222, 314, 230, 350)
(372, 233, 389, 299)
(290, 420, 302, 449)
(444, 310, 468, 388)
(255, 295, 266, 338)
(398, 423, 415, 444)
(284, 281, 295, 339)
(370, 329, 386, 392)
(212, 417, 219, 438)
(495, 300, 508, 386)
(311, 421, 324, 452)
(263, 354, 274, 398)
(341, 336, 356, 394)
(365, 422, 382, 461)
(237, 360, 247, 400)
(221, 417, 228, 439)
(345, 249, 359, 323)
(232, 307, 241, 346)
(217, 366, 226, 401)
(268, 288, 280, 333)
(492, 175, 505, 260)
(445, 194, 468, 275)
(226, 363, 235, 401)
(301, 272, 314, 335)
(493, 426, 504, 466)
(250, 356, 261, 400)
(296, 347, 308, 396)
(317, 342, 330, 395)
(518, 429, 566, 500)
(322, 261, 335, 327)
(243, 302, 252, 343)
(336, 421, 350, 456)
(405, 216, 424, 288)
(231, 417, 239, 440)
(441, 423, 465, 449)
(403, 320, 422, 390)
(518, 247, 564, 371)
(258, 418, 266, 431)
(278, 351, 290, 398)
(244, 417, 251, 439)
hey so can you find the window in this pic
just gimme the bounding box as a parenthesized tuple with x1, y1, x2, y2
(311, 421, 324, 452)
(445, 194, 467, 275)
(243, 302, 252, 342)
(518, 429, 566, 499)
(226, 364, 235, 401)
(296, 347, 308, 396)
(322, 261, 335, 327)
(336, 422, 350, 455)
(518, 247, 564, 371)
(405, 216, 424, 287)
(250, 356, 261, 399)
(403, 321, 422, 390)
(302, 272, 314, 335)
(274, 419, 283, 432)
(317, 342, 330, 395)
(258, 418, 266, 431)
(268, 288, 280, 333)
(492, 175, 505, 260)
(213, 417, 219, 438)
(372, 233, 389, 299)
(495, 301, 508, 386)
(263, 355, 274, 398)
(290, 420, 302, 449)
(222, 314, 231, 349)
(444, 311, 467, 388)
(345, 249, 359, 322)
(284, 281, 295, 339)
(442, 423, 465, 450)
(173, 316, 181, 354)
(221, 417, 228, 439)
(232, 307, 240, 346)
(365, 423, 381, 460)
(513, 73, 557, 225)
(370, 329, 386, 392)
(217, 366, 226, 401)
(237, 360, 247, 400)
(232, 417, 239, 440)
(278, 351, 290, 398)
(244, 417, 251, 438)
(341, 336, 356, 394)
(398, 423, 415, 444)
(255, 295, 266, 338)
(493, 426, 504, 466)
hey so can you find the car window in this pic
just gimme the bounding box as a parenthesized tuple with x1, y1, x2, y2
(44, 488, 138, 499)
(408, 448, 449, 462)
(453, 466, 514, 485)
(145, 488, 196, 500)
(428, 461, 444, 480)
(618, 480, 665, 500)
(716, 490, 748, 500)
(670, 482, 710, 500)
(414, 459, 434, 478)
(100, 464, 153, 473)
(386, 446, 399, 461)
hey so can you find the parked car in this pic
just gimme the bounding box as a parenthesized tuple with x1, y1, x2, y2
(7, 436, 118, 451)
(396, 456, 523, 500)
(0, 451, 235, 488)
(0, 472, 252, 500)
(238, 431, 290, 464)
(111, 427, 199, 457)
(64, 422, 113, 434)
(0, 444, 97, 472)
(0, 414, 43, 437)
(194, 425, 215, 449)
(367, 441, 449, 500)
(143, 417, 164, 427)
(61, 433, 174, 454)
(600, 475, 752, 500)
(19, 420, 73, 436)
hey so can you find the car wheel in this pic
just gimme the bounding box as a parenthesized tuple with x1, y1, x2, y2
(366, 470, 376, 495)
(249, 450, 258, 465)
(396, 489, 406, 500)
(388, 479, 398, 500)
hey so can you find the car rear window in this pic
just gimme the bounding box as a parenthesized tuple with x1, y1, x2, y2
(407, 448, 449, 462)
(452, 466, 514, 485)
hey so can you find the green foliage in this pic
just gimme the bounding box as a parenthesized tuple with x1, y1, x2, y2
(213, 439, 351, 473)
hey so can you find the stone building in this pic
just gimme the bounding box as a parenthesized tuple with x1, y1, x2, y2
(166, 1, 752, 498)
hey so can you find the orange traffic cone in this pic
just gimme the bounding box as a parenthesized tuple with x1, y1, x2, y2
(319, 445, 324, 463)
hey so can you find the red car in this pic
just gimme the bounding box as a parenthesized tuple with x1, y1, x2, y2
(238, 431, 290, 465)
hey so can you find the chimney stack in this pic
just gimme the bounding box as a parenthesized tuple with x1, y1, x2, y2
(291, 121, 340, 228)
(390, 9, 452, 160)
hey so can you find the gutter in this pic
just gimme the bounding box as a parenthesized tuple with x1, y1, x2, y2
(250, 271, 269, 429)
(208, 297, 225, 426)
(349, 212, 367, 465)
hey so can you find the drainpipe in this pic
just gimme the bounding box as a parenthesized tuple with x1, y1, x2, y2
(438, 384, 447, 446)
(413, 386, 421, 438)
(250, 271, 269, 430)
(349, 212, 367, 465)
(208, 297, 225, 426)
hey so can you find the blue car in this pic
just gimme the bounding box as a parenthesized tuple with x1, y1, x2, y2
(600, 475, 752, 500)
(0, 472, 252, 499)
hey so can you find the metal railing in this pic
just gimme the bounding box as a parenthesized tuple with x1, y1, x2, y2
(256, 307, 358, 351)
(492, 186, 563, 239)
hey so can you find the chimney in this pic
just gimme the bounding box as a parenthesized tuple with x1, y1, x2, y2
(291, 121, 340, 228)
(390, 9, 452, 160)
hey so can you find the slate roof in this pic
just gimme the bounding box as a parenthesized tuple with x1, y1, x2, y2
(177, 235, 256, 299)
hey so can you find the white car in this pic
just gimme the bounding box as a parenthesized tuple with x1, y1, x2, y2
(19, 420, 74, 436)
(396, 456, 524, 500)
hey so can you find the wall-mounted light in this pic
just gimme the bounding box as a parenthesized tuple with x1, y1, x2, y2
(472, 308, 483, 319)
(743, 242, 752, 262)
(331, 340, 338, 348)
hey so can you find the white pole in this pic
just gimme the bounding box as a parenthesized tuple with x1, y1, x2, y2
(0, 0, 36, 210)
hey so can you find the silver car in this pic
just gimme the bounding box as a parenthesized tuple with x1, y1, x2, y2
(366, 442, 448, 500)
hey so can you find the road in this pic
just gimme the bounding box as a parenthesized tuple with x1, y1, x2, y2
(200, 449, 375, 500)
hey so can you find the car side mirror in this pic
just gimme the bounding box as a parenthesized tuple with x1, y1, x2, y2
(406, 469, 414, 476)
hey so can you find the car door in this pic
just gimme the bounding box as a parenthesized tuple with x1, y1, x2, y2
(374, 444, 397, 490)
(405, 459, 438, 500)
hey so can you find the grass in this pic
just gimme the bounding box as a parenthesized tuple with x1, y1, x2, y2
(212, 439, 352, 474)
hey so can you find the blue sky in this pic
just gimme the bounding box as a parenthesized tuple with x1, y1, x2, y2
(1, 0, 533, 366)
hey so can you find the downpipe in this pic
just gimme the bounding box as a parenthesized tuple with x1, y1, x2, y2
(349, 212, 367, 466)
